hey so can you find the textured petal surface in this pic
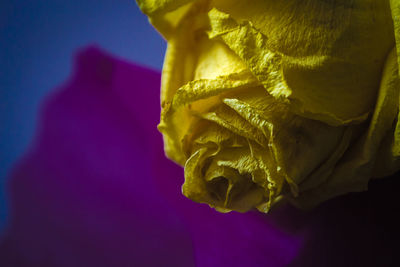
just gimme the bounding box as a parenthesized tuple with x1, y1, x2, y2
(391, 0, 400, 70)
(207, 1, 394, 125)
(294, 47, 400, 208)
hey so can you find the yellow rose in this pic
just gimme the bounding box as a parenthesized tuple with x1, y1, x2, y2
(137, 0, 400, 212)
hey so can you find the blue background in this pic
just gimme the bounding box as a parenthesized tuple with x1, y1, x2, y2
(0, 0, 165, 233)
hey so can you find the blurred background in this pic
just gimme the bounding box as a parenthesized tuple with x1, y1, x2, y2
(0, 0, 165, 234)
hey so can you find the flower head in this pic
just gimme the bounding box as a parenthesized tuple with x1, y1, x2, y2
(137, 0, 400, 212)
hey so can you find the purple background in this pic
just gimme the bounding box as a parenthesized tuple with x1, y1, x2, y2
(0, 0, 166, 232)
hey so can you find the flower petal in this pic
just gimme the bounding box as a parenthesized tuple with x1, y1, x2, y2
(208, 2, 395, 125)
(294, 47, 400, 208)
(390, 0, 400, 73)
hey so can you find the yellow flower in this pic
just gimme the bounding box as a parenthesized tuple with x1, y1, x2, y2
(137, 0, 400, 212)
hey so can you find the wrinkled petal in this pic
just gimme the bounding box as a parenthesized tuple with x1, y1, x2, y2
(207, 2, 394, 125)
(137, 0, 193, 15)
(159, 34, 258, 164)
(391, 0, 400, 71)
(136, 0, 196, 42)
(294, 47, 400, 208)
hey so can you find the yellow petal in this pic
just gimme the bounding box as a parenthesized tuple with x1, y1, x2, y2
(390, 0, 400, 75)
(136, 0, 193, 15)
(200, 104, 268, 146)
(222, 86, 349, 193)
(208, 1, 395, 125)
(136, 0, 196, 38)
(293, 48, 400, 208)
(159, 34, 258, 164)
